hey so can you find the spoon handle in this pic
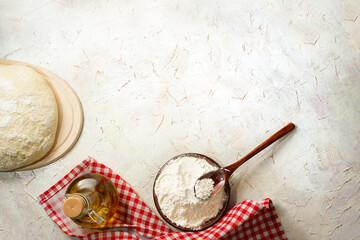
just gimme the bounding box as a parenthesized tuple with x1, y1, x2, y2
(224, 123, 295, 176)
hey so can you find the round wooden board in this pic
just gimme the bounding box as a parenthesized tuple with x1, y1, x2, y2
(0, 59, 84, 171)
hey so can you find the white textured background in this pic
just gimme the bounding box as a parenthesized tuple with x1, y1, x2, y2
(0, 0, 359, 239)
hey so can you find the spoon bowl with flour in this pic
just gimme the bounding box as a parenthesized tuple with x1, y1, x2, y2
(194, 123, 295, 200)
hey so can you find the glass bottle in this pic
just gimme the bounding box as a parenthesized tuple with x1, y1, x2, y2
(62, 173, 119, 228)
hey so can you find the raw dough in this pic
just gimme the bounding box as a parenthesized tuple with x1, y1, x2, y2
(0, 64, 58, 171)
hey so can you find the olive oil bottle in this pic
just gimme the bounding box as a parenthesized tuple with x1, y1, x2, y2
(62, 173, 119, 228)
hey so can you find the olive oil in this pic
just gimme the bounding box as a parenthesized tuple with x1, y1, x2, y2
(63, 173, 119, 228)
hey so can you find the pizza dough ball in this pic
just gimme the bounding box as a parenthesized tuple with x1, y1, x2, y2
(0, 64, 58, 171)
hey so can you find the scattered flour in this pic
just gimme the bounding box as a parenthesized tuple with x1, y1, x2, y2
(154, 156, 227, 229)
(0, 98, 18, 113)
(0, 77, 15, 90)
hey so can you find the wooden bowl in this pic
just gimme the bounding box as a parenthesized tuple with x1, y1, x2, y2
(153, 153, 230, 231)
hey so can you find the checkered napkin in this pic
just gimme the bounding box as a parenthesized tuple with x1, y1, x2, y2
(38, 157, 287, 240)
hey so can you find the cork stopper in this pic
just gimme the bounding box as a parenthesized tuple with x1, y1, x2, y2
(63, 195, 86, 218)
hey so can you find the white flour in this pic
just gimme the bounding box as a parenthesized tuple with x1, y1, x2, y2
(0, 77, 15, 90)
(154, 156, 227, 229)
(194, 178, 215, 200)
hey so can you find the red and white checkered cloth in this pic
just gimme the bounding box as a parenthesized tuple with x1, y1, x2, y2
(38, 157, 287, 240)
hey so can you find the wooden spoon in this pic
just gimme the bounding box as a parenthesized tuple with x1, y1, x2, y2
(194, 123, 295, 200)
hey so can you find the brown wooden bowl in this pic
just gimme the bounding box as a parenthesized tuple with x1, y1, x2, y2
(153, 153, 230, 231)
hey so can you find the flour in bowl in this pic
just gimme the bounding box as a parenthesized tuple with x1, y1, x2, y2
(154, 156, 227, 229)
